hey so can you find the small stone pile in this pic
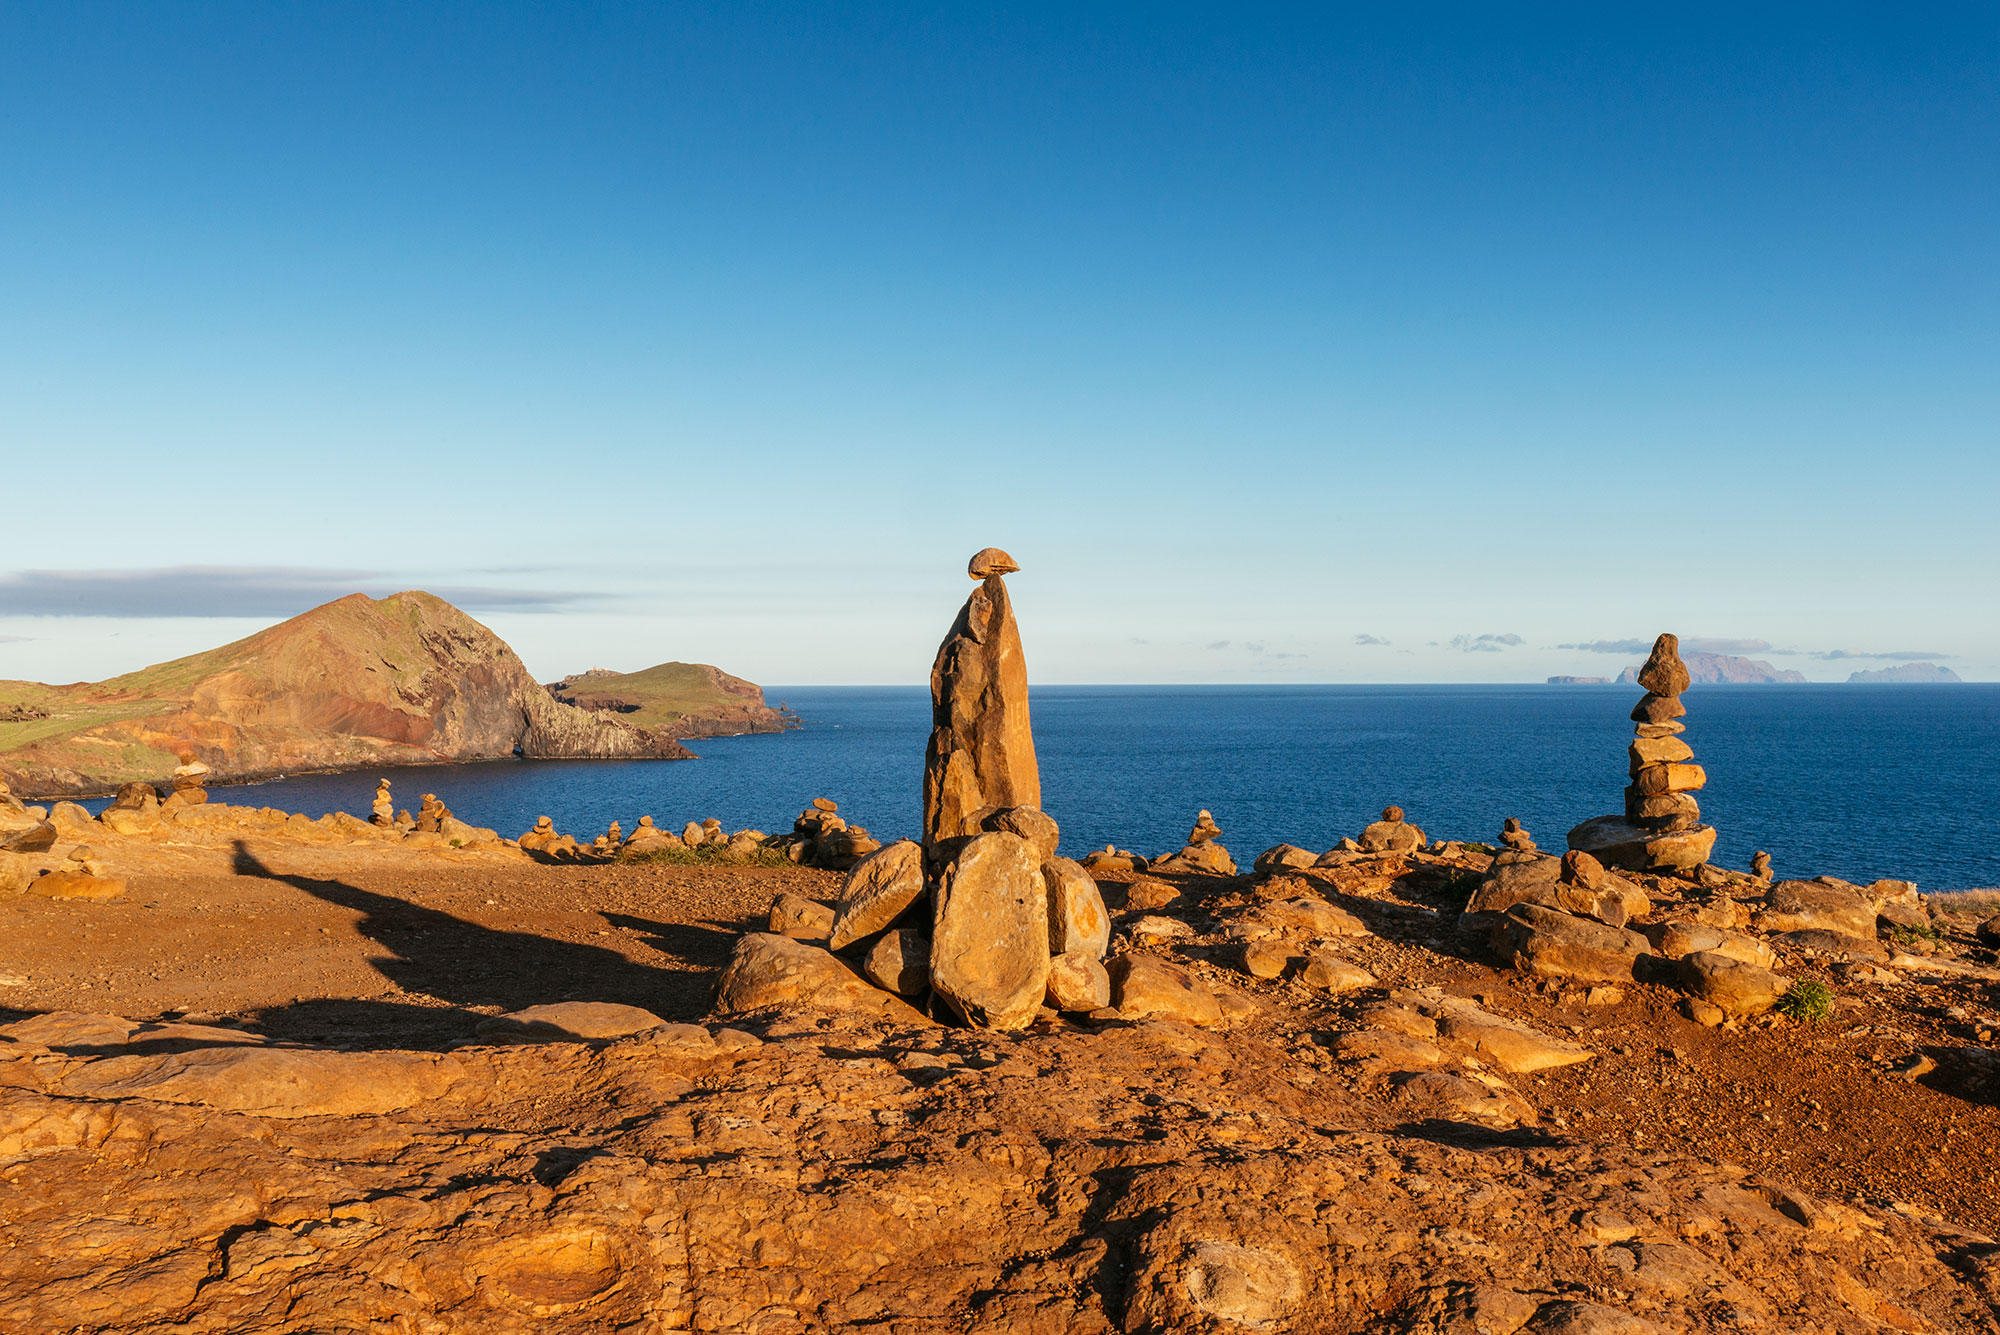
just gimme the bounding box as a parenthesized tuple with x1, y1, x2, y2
(1358, 806, 1425, 854)
(1493, 818, 1538, 866)
(1567, 633, 1717, 874)
(166, 757, 209, 808)
(776, 799, 882, 870)
(416, 793, 452, 835)
(371, 780, 394, 827)
(1152, 810, 1238, 876)
(1081, 844, 1148, 873)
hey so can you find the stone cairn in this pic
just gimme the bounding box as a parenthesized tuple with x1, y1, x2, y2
(167, 757, 209, 807)
(371, 780, 394, 827)
(1567, 633, 1717, 874)
(1492, 817, 1538, 866)
(1358, 806, 1424, 853)
(923, 547, 1040, 852)
(1151, 810, 1238, 875)
(415, 793, 452, 835)
(751, 547, 1113, 1031)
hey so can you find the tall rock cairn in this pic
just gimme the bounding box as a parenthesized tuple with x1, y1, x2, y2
(1567, 633, 1718, 874)
(923, 547, 1040, 846)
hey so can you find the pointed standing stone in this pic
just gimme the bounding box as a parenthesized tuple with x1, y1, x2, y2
(923, 548, 1040, 846)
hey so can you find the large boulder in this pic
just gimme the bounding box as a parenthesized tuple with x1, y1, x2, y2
(863, 929, 931, 997)
(982, 806, 1060, 861)
(1492, 904, 1652, 984)
(1253, 844, 1319, 874)
(0, 820, 58, 853)
(1298, 951, 1374, 994)
(923, 554, 1040, 844)
(1465, 856, 1648, 927)
(1044, 857, 1110, 958)
(1676, 952, 1789, 1018)
(929, 832, 1050, 1030)
(713, 933, 923, 1021)
(769, 893, 836, 941)
(1566, 815, 1716, 875)
(475, 1002, 667, 1043)
(30, 871, 127, 901)
(1433, 1002, 1595, 1073)
(829, 839, 926, 949)
(1646, 921, 1776, 968)
(1756, 880, 1876, 940)
(1109, 956, 1224, 1027)
(1045, 951, 1112, 1012)
(0, 851, 32, 895)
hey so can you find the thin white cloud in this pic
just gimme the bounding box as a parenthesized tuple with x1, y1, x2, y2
(0, 567, 596, 618)
(1449, 633, 1523, 653)
(1354, 634, 1391, 646)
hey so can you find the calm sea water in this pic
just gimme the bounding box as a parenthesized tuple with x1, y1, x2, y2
(120, 685, 2000, 891)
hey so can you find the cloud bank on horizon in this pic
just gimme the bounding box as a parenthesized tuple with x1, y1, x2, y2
(0, 6, 1993, 684)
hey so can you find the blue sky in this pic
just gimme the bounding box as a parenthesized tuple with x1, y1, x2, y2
(2, 3, 1994, 685)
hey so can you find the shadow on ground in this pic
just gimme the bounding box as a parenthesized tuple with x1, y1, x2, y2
(228, 841, 727, 1049)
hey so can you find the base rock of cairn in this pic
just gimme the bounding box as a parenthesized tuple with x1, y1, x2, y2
(1567, 633, 1717, 874)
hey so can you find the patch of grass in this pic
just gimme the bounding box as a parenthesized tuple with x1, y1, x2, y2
(1888, 922, 1941, 947)
(619, 842, 793, 868)
(1437, 867, 1486, 903)
(1929, 889, 2000, 917)
(1775, 978, 1835, 1025)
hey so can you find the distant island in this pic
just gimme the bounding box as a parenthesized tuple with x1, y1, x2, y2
(546, 663, 794, 737)
(1546, 675, 1611, 685)
(0, 592, 786, 797)
(1616, 651, 1807, 685)
(1847, 662, 1963, 684)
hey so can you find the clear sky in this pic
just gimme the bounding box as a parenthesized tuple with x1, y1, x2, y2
(2, 3, 1994, 685)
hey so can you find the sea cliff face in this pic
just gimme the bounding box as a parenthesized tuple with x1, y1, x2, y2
(0, 592, 697, 795)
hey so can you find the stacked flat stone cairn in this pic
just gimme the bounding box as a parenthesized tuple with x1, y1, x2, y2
(1567, 633, 1718, 874)
(370, 780, 394, 827)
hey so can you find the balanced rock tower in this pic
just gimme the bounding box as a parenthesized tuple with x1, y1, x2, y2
(923, 547, 1040, 844)
(1567, 633, 1717, 874)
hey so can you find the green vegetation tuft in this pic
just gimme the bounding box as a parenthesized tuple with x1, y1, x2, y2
(1775, 978, 1835, 1024)
(619, 842, 793, 868)
(1437, 867, 1485, 903)
(1888, 922, 1941, 948)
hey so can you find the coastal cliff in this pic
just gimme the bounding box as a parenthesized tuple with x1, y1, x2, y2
(0, 592, 715, 795)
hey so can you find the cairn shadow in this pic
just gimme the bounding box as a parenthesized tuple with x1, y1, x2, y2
(227, 841, 713, 1049)
(601, 911, 756, 970)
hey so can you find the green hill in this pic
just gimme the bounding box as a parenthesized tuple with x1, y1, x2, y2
(544, 662, 794, 738)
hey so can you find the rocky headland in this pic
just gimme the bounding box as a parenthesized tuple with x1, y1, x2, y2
(545, 662, 795, 737)
(2, 561, 1998, 1333)
(0, 592, 780, 797)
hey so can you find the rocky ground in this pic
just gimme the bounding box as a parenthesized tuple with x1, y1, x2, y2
(4, 814, 2000, 1332)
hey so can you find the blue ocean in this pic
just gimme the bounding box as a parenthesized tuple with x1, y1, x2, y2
(135, 684, 2000, 892)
